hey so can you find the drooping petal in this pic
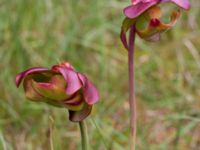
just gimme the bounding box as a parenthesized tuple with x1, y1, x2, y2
(69, 104, 92, 122)
(77, 73, 99, 105)
(16, 67, 49, 87)
(124, 0, 158, 19)
(55, 67, 82, 95)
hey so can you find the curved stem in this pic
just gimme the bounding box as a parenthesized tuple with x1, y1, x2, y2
(79, 121, 89, 150)
(128, 25, 137, 150)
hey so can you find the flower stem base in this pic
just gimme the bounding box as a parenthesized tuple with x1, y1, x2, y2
(79, 121, 89, 150)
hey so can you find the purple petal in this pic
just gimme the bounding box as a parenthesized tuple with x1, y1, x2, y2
(124, 1, 158, 19)
(132, 0, 154, 5)
(51, 62, 74, 70)
(56, 67, 82, 95)
(77, 73, 99, 105)
(161, 0, 190, 10)
(16, 67, 49, 87)
(69, 104, 92, 122)
(171, 0, 190, 10)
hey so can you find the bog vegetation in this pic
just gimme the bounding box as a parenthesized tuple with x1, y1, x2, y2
(0, 0, 199, 149)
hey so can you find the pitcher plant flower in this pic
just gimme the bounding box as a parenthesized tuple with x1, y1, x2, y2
(121, 0, 190, 45)
(16, 62, 99, 122)
(120, 0, 190, 150)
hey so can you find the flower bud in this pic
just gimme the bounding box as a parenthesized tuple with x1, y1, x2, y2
(16, 62, 99, 122)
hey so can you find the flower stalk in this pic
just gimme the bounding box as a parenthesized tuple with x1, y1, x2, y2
(128, 24, 137, 150)
(79, 121, 89, 150)
(121, 1, 190, 150)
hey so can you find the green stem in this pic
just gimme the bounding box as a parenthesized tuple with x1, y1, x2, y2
(79, 121, 89, 150)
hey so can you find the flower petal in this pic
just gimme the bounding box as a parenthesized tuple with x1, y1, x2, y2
(55, 67, 82, 95)
(65, 103, 85, 111)
(132, 0, 154, 5)
(52, 62, 74, 70)
(124, 1, 158, 19)
(161, 0, 190, 10)
(24, 79, 61, 107)
(16, 67, 49, 87)
(171, 0, 190, 10)
(68, 104, 92, 122)
(31, 78, 69, 101)
(77, 73, 99, 105)
(23, 77, 45, 102)
(146, 5, 162, 19)
(64, 93, 82, 104)
(64, 93, 85, 111)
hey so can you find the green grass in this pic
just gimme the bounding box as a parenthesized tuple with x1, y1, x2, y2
(0, 0, 200, 149)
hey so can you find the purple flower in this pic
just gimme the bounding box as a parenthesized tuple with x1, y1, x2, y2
(16, 62, 99, 122)
(121, 0, 190, 45)
(125, 0, 190, 19)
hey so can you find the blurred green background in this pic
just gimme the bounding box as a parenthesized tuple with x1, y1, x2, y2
(0, 0, 199, 149)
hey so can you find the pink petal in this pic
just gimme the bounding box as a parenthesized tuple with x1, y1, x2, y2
(132, 0, 155, 5)
(56, 67, 82, 95)
(161, 0, 190, 10)
(124, 1, 158, 19)
(16, 67, 49, 87)
(51, 62, 74, 71)
(77, 73, 99, 105)
(172, 0, 190, 10)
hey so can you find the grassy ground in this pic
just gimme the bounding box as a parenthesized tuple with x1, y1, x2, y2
(0, 0, 200, 149)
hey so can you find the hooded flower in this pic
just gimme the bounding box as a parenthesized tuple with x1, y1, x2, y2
(121, 0, 190, 47)
(16, 62, 99, 122)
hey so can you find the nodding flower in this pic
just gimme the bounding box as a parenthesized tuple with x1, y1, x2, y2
(121, 0, 190, 46)
(16, 62, 99, 122)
